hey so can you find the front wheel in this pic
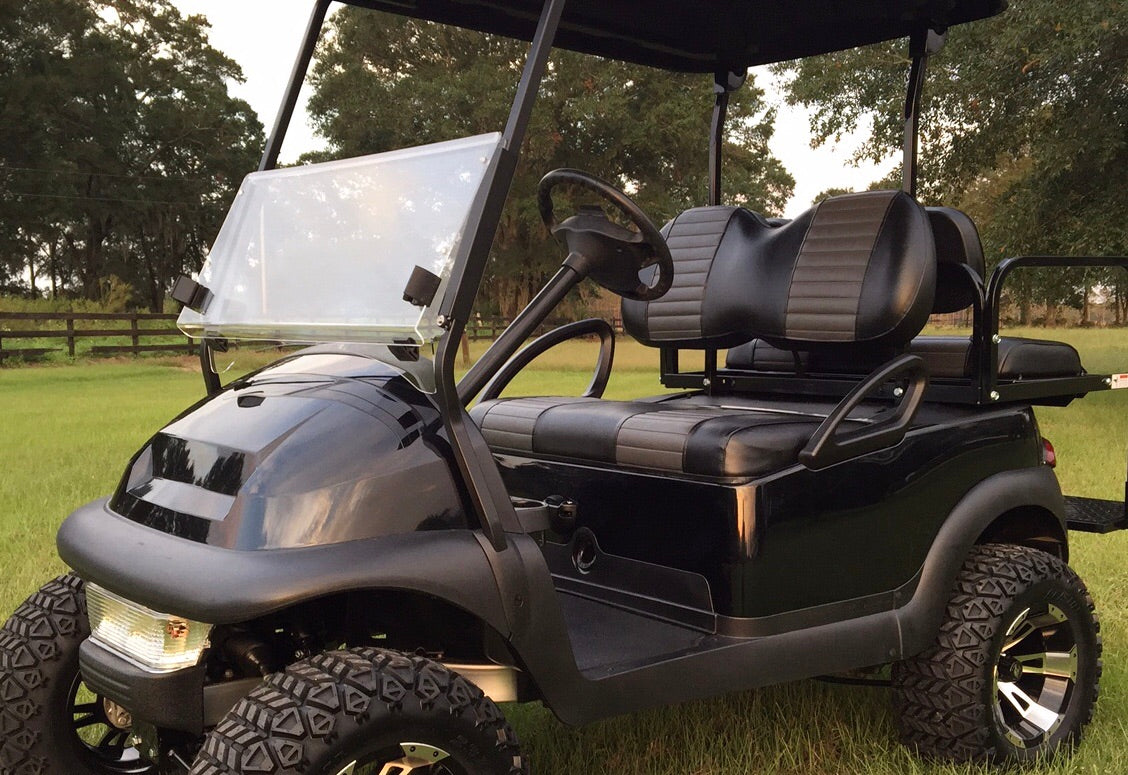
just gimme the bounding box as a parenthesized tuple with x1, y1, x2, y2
(190, 648, 527, 775)
(892, 543, 1101, 763)
(0, 574, 156, 774)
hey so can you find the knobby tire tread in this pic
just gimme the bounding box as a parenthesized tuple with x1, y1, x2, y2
(190, 647, 527, 775)
(891, 543, 1101, 762)
(0, 574, 89, 775)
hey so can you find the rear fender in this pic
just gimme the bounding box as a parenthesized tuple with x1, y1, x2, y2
(896, 465, 1065, 656)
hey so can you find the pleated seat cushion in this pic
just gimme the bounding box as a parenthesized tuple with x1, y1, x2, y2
(470, 397, 855, 478)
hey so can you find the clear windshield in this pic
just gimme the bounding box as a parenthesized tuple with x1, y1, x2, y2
(178, 133, 502, 390)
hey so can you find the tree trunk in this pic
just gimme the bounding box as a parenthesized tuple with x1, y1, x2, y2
(81, 216, 111, 300)
(140, 221, 162, 313)
(1019, 296, 1032, 325)
(1045, 303, 1059, 327)
(1080, 283, 1091, 326)
(49, 240, 58, 299)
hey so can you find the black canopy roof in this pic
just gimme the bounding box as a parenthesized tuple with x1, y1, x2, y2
(345, 0, 1006, 72)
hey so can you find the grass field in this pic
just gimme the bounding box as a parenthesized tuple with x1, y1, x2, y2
(3, 330, 1128, 774)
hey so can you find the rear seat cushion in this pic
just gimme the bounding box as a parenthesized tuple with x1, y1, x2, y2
(997, 337, 1083, 379)
(470, 397, 842, 478)
(725, 336, 1082, 380)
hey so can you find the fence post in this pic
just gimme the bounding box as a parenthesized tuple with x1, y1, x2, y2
(130, 315, 140, 350)
(66, 316, 75, 357)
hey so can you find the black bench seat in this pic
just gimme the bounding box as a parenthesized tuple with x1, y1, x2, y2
(725, 335, 1083, 380)
(470, 394, 873, 478)
(473, 191, 937, 478)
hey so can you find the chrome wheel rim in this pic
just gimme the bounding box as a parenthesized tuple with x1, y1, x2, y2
(993, 603, 1078, 748)
(335, 743, 458, 775)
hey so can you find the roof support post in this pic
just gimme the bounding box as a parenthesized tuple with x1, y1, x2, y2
(709, 69, 746, 206)
(709, 91, 729, 206)
(901, 29, 946, 198)
(259, 0, 332, 172)
(433, 0, 568, 553)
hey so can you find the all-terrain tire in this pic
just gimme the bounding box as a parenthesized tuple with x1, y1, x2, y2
(0, 574, 154, 775)
(190, 648, 527, 775)
(892, 543, 1101, 763)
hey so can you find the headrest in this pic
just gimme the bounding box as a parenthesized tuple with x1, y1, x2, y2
(926, 207, 985, 314)
(623, 191, 936, 352)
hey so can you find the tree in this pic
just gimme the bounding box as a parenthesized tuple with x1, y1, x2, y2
(0, 0, 97, 291)
(779, 0, 1127, 320)
(0, 0, 264, 309)
(812, 187, 855, 205)
(306, 8, 794, 317)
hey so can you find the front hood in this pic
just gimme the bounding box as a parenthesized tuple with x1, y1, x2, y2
(110, 350, 468, 550)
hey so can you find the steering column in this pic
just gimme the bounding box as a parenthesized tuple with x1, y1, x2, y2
(458, 168, 671, 404)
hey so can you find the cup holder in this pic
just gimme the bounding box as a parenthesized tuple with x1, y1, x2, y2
(571, 529, 598, 574)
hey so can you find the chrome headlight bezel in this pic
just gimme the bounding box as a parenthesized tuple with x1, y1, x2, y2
(85, 583, 213, 673)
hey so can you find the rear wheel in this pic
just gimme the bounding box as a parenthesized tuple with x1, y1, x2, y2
(190, 648, 526, 775)
(0, 574, 155, 774)
(892, 543, 1101, 762)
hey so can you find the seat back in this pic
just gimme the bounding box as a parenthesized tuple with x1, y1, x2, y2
(622, 190, 936, 352)
(926, 206, 985, 314)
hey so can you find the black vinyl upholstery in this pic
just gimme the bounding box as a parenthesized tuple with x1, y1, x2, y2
(470, 397, 854, 478)
(724, 335, 1082, 380)
(471, 191, 940, 477)
(928, 207, 986, 314)
(723, 203, 1083, 382)
(622, 191, 936, 351)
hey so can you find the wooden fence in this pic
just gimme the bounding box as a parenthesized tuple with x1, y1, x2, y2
(0, 312, 627, 363)
(0, 312, 194, 361)
(465, 315, 624, 339)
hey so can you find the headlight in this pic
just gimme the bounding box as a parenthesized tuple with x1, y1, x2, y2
(86, 583, 213, 673)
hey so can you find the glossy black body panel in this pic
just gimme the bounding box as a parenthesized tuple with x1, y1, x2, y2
(59, 500, 511, 632)
(496, 402, 1042, 618)
(56, 346, 1071, 731)
(109, 350, 469, 550)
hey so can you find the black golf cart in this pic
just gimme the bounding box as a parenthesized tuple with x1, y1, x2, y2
(3, 0, 1127, 773)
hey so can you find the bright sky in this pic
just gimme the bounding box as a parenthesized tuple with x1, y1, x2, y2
(171, 0, 895, 218)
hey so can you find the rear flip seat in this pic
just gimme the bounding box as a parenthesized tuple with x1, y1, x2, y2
(723, 207, 1083, 381)
(725, 335, 1081, 380)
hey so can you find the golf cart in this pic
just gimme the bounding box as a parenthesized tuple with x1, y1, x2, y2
(3, 0, 1127, 772)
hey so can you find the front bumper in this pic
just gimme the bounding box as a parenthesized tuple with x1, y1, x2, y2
(79, 639, 263, 734)
(79, 639, 205, 733)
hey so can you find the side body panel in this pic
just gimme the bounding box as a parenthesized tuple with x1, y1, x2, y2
(506, 466, 1066, 725)
(495, 405, 1043, 618)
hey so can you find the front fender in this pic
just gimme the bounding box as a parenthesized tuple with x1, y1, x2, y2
(57, 499, 510, 634)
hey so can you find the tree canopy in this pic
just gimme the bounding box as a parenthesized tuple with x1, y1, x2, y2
(780, 0, 1127, 322)
(306, 7, 795, 316)
(0, 0, 264, 309)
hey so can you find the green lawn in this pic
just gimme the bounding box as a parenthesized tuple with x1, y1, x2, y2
(3, 331, 1128, 774)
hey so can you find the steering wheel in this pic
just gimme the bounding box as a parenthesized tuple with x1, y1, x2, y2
(537, 169, 673, 301)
